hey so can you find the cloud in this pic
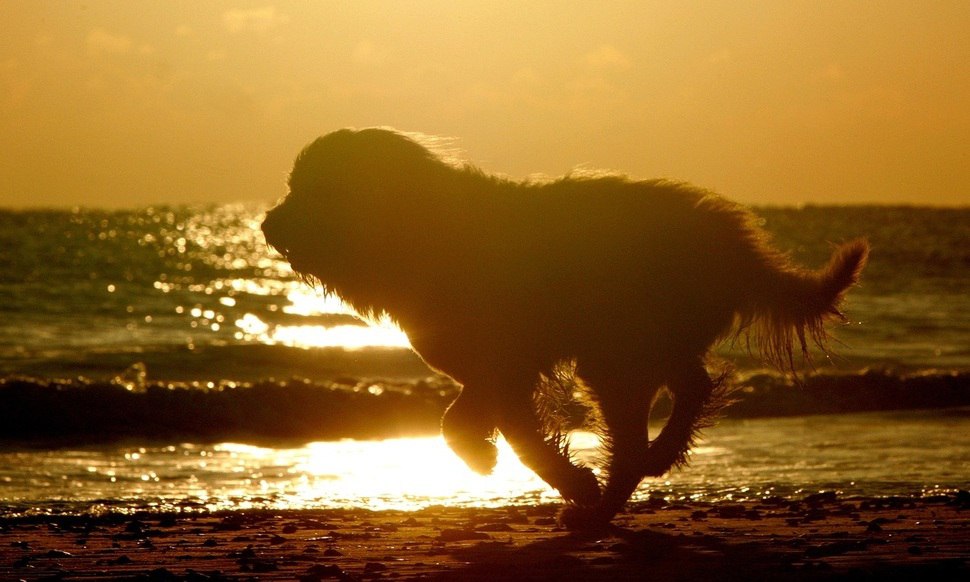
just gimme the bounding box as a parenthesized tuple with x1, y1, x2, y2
(583, 45, 631, 70)
(0, 58, 32, 109)
(708, 48, 732, 65)
(223, 6, 289, 34)
(352, 40, 387, 66)
(815, 63, 845, 82)
(86, 28, 132, 56)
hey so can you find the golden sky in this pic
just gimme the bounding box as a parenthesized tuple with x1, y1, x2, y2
(1, 1, 967, 208)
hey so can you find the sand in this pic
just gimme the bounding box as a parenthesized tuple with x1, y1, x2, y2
(1, 493, 966, 581)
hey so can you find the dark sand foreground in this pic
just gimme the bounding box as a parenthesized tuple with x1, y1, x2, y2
(2, 493, 966, 581)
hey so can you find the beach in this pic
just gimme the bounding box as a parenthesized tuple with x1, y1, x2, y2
(1, 493, 966, 581)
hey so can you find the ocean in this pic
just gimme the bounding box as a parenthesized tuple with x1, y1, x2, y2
(0, 204, 967, 516)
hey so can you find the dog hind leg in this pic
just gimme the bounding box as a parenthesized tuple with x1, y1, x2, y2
(640, 360, 727, 477)
(560, 371, 658, 528)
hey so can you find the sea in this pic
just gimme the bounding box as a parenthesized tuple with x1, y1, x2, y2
(0, 204, 966, 516)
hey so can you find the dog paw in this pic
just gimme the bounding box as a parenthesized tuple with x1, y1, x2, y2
(558, 504, 612, 531)
(446, 437, 498, 475)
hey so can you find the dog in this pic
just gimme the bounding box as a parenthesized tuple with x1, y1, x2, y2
(261, 128, 868, 526)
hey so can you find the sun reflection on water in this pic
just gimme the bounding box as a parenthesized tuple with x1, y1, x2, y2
(286, 436, 561, 510)
(177, 436, 565, 512)
(232, 287, 412, 350)
(128, 206, 414, 352)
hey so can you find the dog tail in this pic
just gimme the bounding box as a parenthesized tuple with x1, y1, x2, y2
(744, 238, 869, 370)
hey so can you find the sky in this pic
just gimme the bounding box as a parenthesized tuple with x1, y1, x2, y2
(1, 1, 967, 208)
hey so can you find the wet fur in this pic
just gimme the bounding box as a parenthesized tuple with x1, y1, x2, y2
(262, 128, 868, 526)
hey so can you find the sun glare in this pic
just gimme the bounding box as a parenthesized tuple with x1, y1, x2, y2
(282, 288, 354, 317)
(265, 323, 411, 350)
(234, 285, 412, 350)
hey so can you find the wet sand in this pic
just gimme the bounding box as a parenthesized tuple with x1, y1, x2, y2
(1, 493, 966, 581)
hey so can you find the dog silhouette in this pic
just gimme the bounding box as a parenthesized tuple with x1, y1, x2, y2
(262, 128, 868, 526)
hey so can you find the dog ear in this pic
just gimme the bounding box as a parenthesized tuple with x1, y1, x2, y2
(287, 130, 361, 193)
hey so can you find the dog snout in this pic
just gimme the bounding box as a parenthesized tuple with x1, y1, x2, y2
(261, 207, 287, 252)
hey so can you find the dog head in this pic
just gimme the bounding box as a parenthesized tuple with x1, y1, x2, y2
(261, 127, 453, 301)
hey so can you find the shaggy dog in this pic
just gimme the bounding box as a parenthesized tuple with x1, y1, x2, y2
(261, 128, 868, 526)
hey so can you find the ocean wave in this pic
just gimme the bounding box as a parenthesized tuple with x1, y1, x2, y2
(0, 343, 433, 384)
(0, 368, 966, 446)
(0, 373, 456, 446)
(730, 368, 970, 418)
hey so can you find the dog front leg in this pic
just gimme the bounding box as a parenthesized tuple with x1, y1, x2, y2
(497, 389, 601, 506)
(441, 386, 500, 475)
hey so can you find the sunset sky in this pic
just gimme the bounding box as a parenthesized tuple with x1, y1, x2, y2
(1, 1, 967, 208)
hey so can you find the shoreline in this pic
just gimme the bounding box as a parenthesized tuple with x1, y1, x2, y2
(2, 493, 966, 581)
